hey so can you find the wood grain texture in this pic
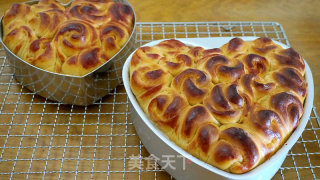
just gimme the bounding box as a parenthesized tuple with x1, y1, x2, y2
(0, 0, 319, 179)
(128, 0, 320, 114)
(0, 0, 318, 112)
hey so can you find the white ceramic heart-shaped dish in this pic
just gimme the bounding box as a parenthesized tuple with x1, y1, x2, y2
(122, 37, 314, 180)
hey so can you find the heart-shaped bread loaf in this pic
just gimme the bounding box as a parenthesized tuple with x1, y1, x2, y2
(129, 37, 306, 174)
(2, 0, 134, 76)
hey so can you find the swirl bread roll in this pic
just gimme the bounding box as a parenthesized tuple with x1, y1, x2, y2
(72, 0, 112, 4)
(130, 46, 164, 72)
(28, 8, 67, 39)
(61, 47, 107, 76)
(172, 68, 213, 105)
(206, 124, 264, 173)
(258, 91, 304, 131)
(197, 54, 244, 84)
(24, 38, 59, 72)
(2, 0, 134, 76)
(156, 39, 202, 76)
(272, 48, 306, 75)
(54, 20, 99, 63)
(105, 1, 134, 28)
(220, 37, 249, 58)
(247, 37, 282, 56)
(204, 83, 249, 124)
(239, 74, 276, 100)
(187, 122, 219, 162)
(237, 53, 270, 77)
(158, 51, 194, 76)
(156, 39, 191, 55)
(99, 21, 131, 59)
(188, 46, 205, 62)
(173, 105, 219, 150)
(31, 0, 65, 12)
(66, 0, 110, 26)
(260, 67, 307, 102)
(242, 104, 288, 153)
(147, 89, 189, 138)
(130, 63, 173, 110)
(3, 26, 37, 59)
(129, 38, 307, 174)
(3, 3, 32, 36)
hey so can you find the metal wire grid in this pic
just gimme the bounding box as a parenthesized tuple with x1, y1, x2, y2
(0, 21, 319, 180)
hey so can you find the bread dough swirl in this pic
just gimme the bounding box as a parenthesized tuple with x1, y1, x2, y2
(54, 20, 99, 63)
(129, 37, 307, 174)
(2, 0, 134, 76)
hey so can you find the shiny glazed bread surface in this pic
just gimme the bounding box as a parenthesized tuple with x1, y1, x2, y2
(2, 0, 134, 76)
(129, 38, 306, 174)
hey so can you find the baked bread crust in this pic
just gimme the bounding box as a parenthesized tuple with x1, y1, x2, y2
(129, 38, 306, 174)
(2, 0, 134, 76)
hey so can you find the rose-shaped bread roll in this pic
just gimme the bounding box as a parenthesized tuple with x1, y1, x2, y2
(24, 38, 59, 72)
(130, 46, 164, 71)
(263, 67, 306, 102)
(220, 37, 249, 57)
(3, 26, 37, 59)
(172, 105, 219, 149)
(272, 48, 305, 75)
(66, 1, 110, 27)
(129, 38, 307, 174)
(238, 53, 270, 77)
(260, 92, 304, 131)
(130, 63, 173, 110)
(31, 0, 65, 12)
(172, 68, 213, 105)
(2, 3, 32, 36)
(240, 74, 276, 100)
(156, 39, 191, 55)
(207, 124, 264, 174)
(28, 9, 67, 39)
(147, 89, 189, 137)
(197, 54, 244, 84)
(188, 46, 205, 62)
(54, 20, 99, 63)
(187, 122, 219, 161)
(2, 0, 134, 76)
(72, 0, 112, 4)
(159, 52, 194, 76)
(105, 2, 134, 28)
(243, 104, 288, 153)
(204, 83, 249, 124)
(99, 21, 131, 59)
(247, 37, 282, 56)
(61, 47, 107, 76)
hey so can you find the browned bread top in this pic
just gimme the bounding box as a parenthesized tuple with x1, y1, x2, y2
(129, 38, 306, 174)
(2, 0, 134, 76)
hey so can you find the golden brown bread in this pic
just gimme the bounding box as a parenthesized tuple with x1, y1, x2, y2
(3, 26, 37, 59)
(147, 88, 189, 137)
(3, 3, 33, 36)
(173, 68, 213, 105)
(61, 47, 107, 76)
(197, 54, 245, 84)
(54, 19, 99, 64)
(204, 83, 250, 124)
(31, 0, 65, 12)
(2, 0, 134, 76)
(28, 8, 67, 39)
(24, 38, 59, 72)
(99, 21, 131, 59)
(129, 37, 307, 174)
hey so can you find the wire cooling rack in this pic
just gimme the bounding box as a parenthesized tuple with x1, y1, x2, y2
(0, 22, 319, 180)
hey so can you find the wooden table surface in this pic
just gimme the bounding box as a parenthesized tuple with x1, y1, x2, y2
(0, 0, 319, 179)
(0, 0, 318, 113)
